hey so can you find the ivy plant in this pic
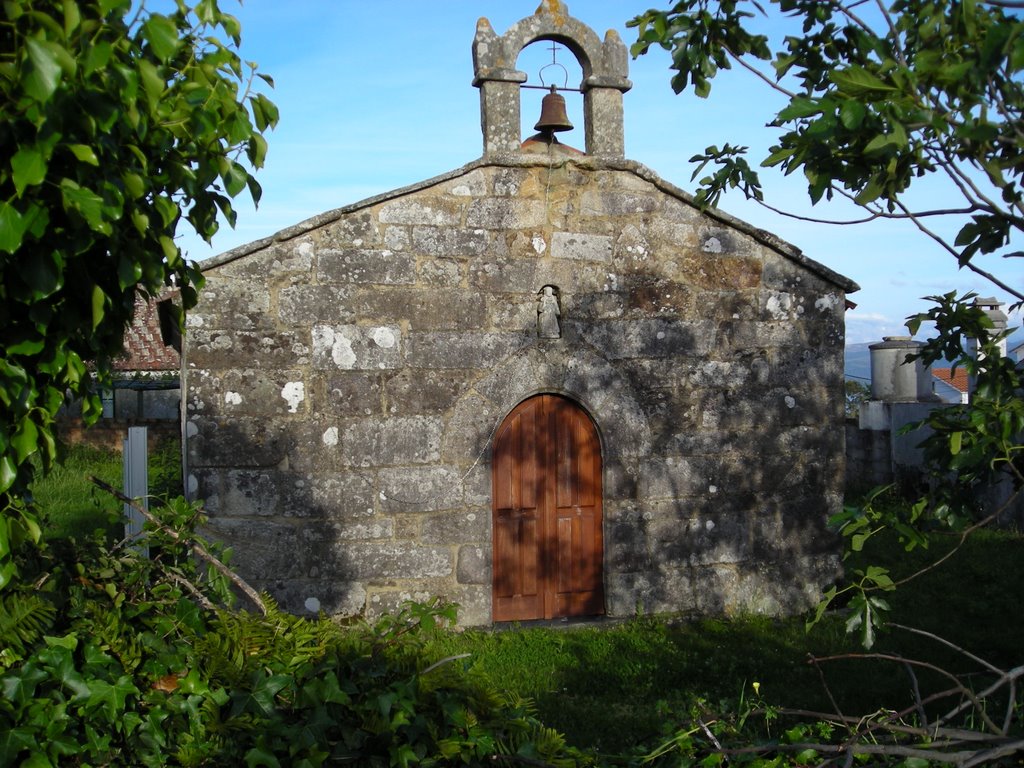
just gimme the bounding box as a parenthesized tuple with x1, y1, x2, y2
(0, 0, 278, 587)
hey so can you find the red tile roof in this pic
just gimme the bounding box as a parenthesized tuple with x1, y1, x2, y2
(115, 293, 181, 372)
(932, 367, 969, 393)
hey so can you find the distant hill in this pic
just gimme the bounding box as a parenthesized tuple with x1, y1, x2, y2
(845, 328, 1024, 382)
(845, 343, 873, 383)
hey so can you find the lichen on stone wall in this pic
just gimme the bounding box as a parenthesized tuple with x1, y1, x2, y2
(187, 160, 852, 624)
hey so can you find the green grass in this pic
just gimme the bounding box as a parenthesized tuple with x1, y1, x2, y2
(32, 438, 183, 541)
(32, 445, 123, 540)
(426, 613, 861, 752)
(31, 450, 1023, 755)
(427, 523, 1023, 753)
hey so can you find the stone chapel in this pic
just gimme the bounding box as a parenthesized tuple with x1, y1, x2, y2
(183, 2, 860, 625)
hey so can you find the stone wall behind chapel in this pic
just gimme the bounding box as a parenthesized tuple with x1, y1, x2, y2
(185, 157, 850, 625)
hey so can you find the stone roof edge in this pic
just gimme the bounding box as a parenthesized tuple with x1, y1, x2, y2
(199, 160, 497, 270)
(202, 155, 860, 294)
(621, 160, 861, 294)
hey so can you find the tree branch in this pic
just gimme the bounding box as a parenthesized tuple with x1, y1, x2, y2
(887, 196, 1024, 302)
(90, 476, 267, 615)
(939, 663, 1024, 733)
(889, 494, 1019, 590)
(722, 43, 798, 99)
(751, 194, 979, 226)
(889, 624, 1002, 675)
(811, 651, 1004, 735)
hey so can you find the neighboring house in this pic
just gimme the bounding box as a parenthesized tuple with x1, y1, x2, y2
(108, 293, 182, 421)
(57, 292, 181, 450)
(931, 367, 969, 405)
(846, 299, 1018, 499)
(117, 293, 181, 374)
(184, 2, 859, 625)
(1010, 339, 1024, 362)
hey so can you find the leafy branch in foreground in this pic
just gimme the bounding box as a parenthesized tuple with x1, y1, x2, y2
(0, 0, 278, 589)
(636, 623, 1023, 767)
(811, 293, 1023, 648)
(628, 0, 1024, 301)
(0, 490, 587, 767)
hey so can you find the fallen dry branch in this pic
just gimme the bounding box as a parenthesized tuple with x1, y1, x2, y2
(90, 476, 268, 615)
(796, 625, 1024, 767)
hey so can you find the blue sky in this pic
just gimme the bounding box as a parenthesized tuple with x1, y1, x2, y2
(177, 1, 1024, 344)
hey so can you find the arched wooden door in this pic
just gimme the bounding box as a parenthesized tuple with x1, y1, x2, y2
(492, 394, 604, 621)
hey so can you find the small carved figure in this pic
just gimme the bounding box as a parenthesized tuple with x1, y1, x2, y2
(538, 286, 561, 339)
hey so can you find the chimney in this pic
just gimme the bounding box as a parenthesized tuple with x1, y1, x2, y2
(967, 296, 1009, 397)
(868, 336, 931, 403)
(968, 296, 1009, 360)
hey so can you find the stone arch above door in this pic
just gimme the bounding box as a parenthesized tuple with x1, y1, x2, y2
(441, 345, 652, 468)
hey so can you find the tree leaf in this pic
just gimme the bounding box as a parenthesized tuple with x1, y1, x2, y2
(0, 202, 27, 253)
(762, 145, 796, 168)
(11, 147, 47, 195)
(83, 40, 112, 77)
(4, 337, 45, 356)
(154, 196, 179, 228)
(222, 160, 248, 197)
(62, 0, 81, 36)
(23, 39, 63, 102)
(250, 92, 279, 132)
(61, 180, 111, 234)
(830, 66, 897, 96)
(21, 251, 62, 298)
(91, 284, 106, 330)
(159, 235, 179, 264)
(123, 172, 144, 199)
(142, 15, 181, 62)
(854, 177, 884, 205)
(67, 144, 99, 166)
(138, 59, 165, 104)
(839, 99, 866, 130)
(247, 132, 268, 169)
(777, 96, 822, 121)
(0, 455, 16, 494)
(864, 133, 895, 154)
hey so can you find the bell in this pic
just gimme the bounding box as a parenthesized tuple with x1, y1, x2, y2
(534, 85, 573, 133)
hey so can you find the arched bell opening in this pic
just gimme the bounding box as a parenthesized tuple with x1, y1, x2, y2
(516, 39, 585, 150)
(472, 1, 632, 159)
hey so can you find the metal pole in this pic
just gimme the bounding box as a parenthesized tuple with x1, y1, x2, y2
(123, 426, 149, 555)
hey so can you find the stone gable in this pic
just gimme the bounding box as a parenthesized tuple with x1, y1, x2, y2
(184, 2, 857, 625)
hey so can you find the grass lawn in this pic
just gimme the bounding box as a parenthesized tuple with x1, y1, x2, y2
(32, 445, 124, 540)
(32, 449, 1023, 756)
(32, 439, 182, 541)
(427, 522, 1023, 754)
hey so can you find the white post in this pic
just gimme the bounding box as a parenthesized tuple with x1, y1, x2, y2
(123, 426, 149, 555)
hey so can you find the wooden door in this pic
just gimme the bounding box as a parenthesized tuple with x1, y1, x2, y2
(492, 394, 604, 621)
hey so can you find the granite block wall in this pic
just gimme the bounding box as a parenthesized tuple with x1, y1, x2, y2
(185, 156, 853, 624)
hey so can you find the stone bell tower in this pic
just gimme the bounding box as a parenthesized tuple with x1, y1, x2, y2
(472, 0, 632, 158)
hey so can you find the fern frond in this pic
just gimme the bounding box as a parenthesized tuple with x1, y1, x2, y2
(197, 603, 343, 684)
(0, 592, 57, 664)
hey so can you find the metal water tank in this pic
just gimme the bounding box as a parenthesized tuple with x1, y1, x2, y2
(869, 336, 928, 402)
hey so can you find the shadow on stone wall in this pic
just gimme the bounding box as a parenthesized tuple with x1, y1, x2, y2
(188, 419, 370, 618)
(187, 299, 845, 623)
(599, 321, 844, 619)
(184, 162, 850, 624)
